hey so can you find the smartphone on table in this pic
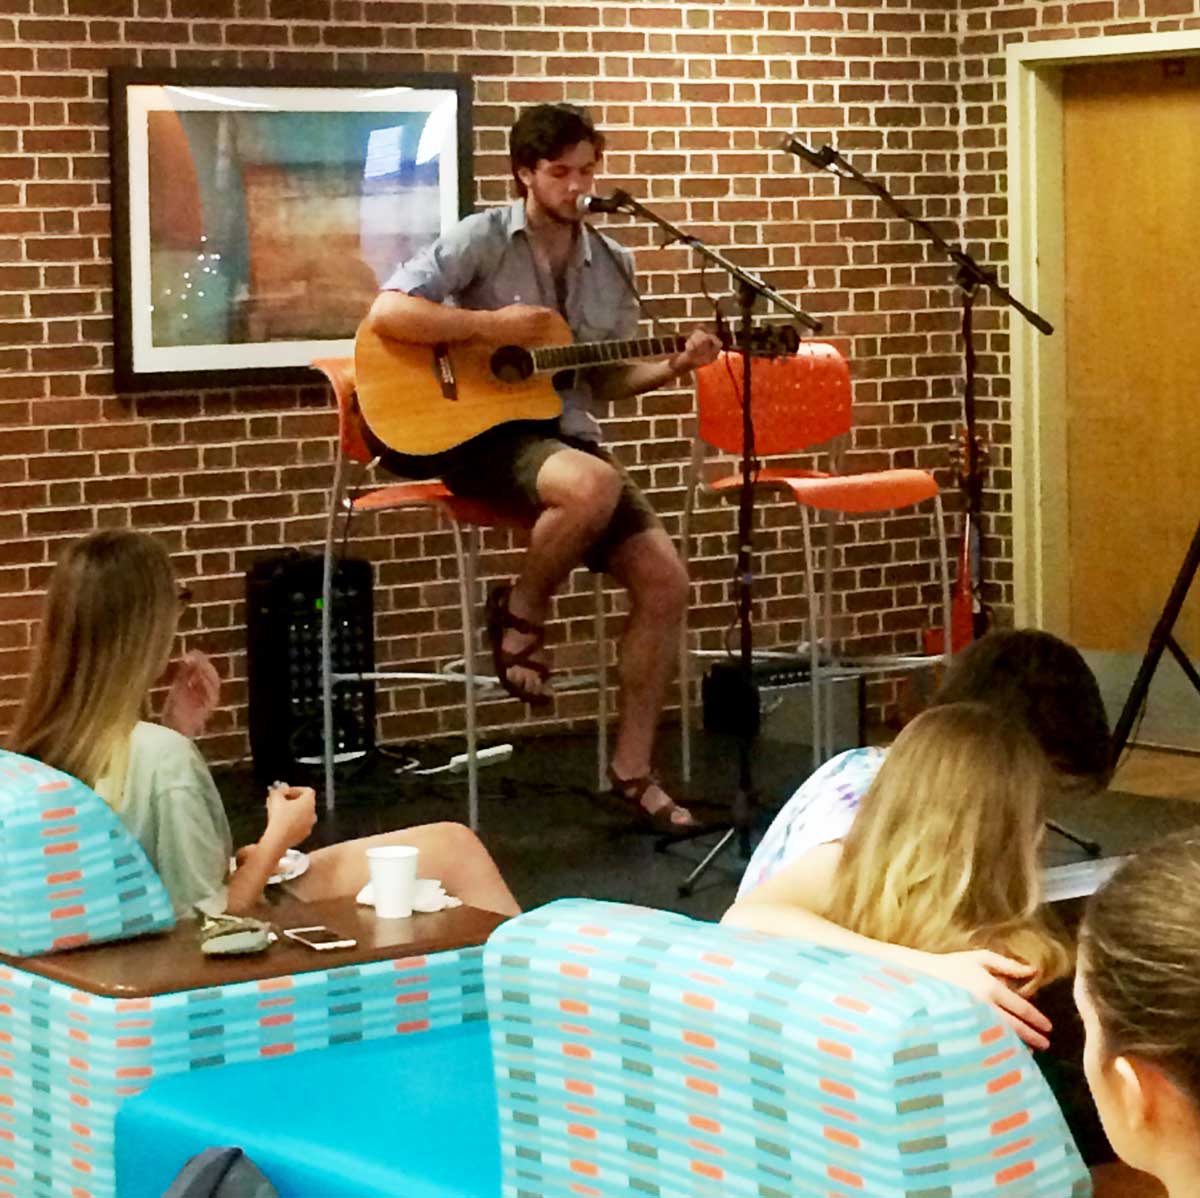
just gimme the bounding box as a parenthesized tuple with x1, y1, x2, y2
(282, 925, 358, 951)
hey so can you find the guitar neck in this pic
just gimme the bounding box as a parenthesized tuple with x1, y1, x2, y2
(531, 334, 686, 374)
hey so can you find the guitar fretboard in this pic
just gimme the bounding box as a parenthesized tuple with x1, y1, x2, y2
(531, 335, 686, 373)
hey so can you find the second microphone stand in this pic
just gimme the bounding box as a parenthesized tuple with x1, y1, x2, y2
(598, 191, 821, 894)
(783, 139, 1053, 640)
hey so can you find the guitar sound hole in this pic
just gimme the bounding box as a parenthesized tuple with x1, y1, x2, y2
(490, 345, 535, 383)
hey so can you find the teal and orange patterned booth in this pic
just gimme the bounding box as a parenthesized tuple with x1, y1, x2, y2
(116, 899, 1091, 1197)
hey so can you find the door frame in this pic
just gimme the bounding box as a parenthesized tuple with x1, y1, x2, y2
(1006, 29, 1200, 629)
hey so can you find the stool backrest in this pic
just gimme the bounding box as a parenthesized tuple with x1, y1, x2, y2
(696, 344, 853, 456)
(486, 898, 1088, 1198)
(312, 356, 373, 465)
(0, 749, 175, 956)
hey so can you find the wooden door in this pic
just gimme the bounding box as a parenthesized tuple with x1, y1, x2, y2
(1062, 58, 1200, 746)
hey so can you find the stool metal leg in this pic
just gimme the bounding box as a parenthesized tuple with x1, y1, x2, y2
(451, 517, 481, 832)
(801, 507, 821, 772)
(820, 510, 837, 761)
(934, 493, 952, 666)
(594, 576, 608, 790)
(321, 447, 348, 814)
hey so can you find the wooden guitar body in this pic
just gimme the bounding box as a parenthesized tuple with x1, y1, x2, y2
(355, 315, 574, 466)
(353, 315, 687, 478)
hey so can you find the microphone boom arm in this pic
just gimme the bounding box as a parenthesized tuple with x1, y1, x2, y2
(604, 190, 821, 332)
(779, 137, 1051, 335)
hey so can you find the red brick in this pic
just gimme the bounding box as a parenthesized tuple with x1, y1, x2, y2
(0, 0, 1136, 751)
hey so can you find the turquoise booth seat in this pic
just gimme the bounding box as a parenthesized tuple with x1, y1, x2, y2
(0, 747, 495, 1198)
(0, 749, 175, 956)
(116, 1022, 499, 1198)
(112, 899, 1091, 1198)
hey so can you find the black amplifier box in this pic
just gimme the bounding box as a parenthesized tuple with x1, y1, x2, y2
(702, 656, 864, 752)
(245, 552, 375, 782)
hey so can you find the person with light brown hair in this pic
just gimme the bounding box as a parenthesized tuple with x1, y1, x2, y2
(723, 702, 1072, 1048)
(1076, 831, 1200, 1196)
(737, 628, 1112, 901)
(8, 530, 520, 918)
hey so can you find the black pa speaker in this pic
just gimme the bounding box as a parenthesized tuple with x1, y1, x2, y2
(702, 656, 864, 753)
(245, 551, 376, 782)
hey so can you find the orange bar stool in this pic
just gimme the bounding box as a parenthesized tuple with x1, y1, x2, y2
(312, 357, 612, 829)
(680, 346, 952, 772)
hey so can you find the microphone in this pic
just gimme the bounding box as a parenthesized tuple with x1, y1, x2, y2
(577, 192, 629, 214)
(779, 136, 836, 169)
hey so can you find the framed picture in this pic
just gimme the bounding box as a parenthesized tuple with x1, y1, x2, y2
(108, 67, 473, 391)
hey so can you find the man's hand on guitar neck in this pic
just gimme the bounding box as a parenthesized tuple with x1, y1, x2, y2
(594, 327, 722, 403)
(669, 328, 723, 375)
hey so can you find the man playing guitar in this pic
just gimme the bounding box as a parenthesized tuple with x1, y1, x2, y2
(365, 103, 720, 833)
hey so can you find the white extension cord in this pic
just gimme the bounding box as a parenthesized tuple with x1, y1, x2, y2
(404, 742, 515, 777)
(448, 743, 514, 773)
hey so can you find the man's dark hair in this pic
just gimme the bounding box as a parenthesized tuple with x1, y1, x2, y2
(933, 627, 1112, 792)
(509, 103, 604, 197)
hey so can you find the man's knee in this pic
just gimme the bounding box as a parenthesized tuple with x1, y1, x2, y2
(543, 455, 622, 530)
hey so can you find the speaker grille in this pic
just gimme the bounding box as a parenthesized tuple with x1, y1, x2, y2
(246, 552, 375, 780)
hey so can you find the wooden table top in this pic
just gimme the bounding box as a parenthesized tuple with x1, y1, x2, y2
(0, 895, 506, 999)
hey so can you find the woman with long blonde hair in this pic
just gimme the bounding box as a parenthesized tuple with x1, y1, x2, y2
(9, 530, 520, 918)
(13, 528, 183, 792)
(724, 702, 1072, 1047)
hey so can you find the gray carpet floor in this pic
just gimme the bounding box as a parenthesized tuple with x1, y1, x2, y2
(215, 726, 1200, 922)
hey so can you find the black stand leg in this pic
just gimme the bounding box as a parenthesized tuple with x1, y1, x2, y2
(1045, 819, 1102, 858)
(1110, 518, 1200, 765)
(677, 282, 761, 896)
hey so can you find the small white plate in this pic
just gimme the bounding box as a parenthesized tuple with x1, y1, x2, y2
(229, 848, 310, 887)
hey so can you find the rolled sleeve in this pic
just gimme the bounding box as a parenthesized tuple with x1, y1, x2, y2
(381, 209, 491, 300)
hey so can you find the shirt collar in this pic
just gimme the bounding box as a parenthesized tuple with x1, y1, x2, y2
(507, 198, 594, 267)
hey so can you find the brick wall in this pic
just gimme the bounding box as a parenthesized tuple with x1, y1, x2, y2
(3, 0, 1198, 765)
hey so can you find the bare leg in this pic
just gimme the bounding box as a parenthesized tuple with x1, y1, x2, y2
(605, 527, 694, 826)
(497, 448, 622, 700)
(290, 823, 520, 916)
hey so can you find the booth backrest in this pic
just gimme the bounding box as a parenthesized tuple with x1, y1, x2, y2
(0, 749, 174, 956)
(486, 899, 1090, 1198)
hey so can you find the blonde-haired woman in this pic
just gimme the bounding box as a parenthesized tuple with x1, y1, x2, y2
(1076, 832, 1200, 1198)
(9, 530, 520, 918)
(723, 703, 1071, 1049)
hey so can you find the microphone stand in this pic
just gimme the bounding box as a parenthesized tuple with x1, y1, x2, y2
(597, 190, 822, 895)
(781, 139, 1052, 639)
(782, 141, 1099, 857)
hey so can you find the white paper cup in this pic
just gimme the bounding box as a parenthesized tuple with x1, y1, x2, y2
(366, 845, 419, 919)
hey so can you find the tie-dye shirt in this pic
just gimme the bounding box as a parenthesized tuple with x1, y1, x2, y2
(736, 746, 886, 900)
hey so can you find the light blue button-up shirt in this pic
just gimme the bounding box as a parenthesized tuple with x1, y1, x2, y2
(383, 199, 640, 442)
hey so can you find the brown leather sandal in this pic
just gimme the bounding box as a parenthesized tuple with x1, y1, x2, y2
(606, 767, 703, 837)
(485, 582, 553, 707)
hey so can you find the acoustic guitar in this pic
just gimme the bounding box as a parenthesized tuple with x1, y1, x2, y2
(354, 313, 687, 478)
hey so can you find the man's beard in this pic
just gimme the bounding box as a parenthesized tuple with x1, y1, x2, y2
(529, 183, 582, 225)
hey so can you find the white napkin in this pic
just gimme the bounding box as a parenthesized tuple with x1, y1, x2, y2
(355, 876, 462, 913)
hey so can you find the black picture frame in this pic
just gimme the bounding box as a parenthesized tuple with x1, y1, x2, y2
(108, 67, 473, 392)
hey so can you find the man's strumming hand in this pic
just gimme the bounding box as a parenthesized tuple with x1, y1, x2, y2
(479, 304, 561, 344)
